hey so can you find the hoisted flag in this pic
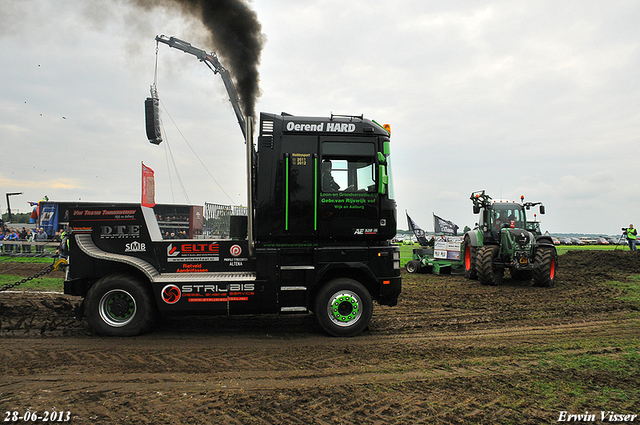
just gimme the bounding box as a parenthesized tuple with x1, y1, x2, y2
(406, 212, 429, 246)
(433, 214, 459, 235)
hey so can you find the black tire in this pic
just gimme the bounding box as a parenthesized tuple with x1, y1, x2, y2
(476, 245, 504, 286)
(85, 274, 157, 337)
(463, 236, 477, 280)
(314, 278, 373, 337)
(405, 260, 420, 274)
(533, 247, 558, 287)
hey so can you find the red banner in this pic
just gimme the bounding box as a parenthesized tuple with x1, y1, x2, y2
(141, 162, 156, 208)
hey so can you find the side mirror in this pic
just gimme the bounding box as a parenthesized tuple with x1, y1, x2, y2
(145, 97, 162, 145)
(539, 205, 545, 215)
(378, 165, 388, 195)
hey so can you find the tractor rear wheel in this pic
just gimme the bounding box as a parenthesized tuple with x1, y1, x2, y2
(477, 245, 503, 286)
(463, 236, 477, 280)
(533, 247, 557, 287)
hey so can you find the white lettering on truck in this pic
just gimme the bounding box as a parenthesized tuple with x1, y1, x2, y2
(286, 122, 356, 132)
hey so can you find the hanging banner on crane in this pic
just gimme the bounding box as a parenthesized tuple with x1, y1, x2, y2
(142, 162, 156, 208)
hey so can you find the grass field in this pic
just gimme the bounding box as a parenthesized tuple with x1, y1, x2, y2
(2, 243, 634, 293)
(399, 242, 632, 265)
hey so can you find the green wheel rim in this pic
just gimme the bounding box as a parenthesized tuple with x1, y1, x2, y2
(327, 290, 363, 327)
(99, 289, 137, 327)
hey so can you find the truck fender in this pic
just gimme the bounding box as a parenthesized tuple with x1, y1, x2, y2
(314, 262, 377, 296)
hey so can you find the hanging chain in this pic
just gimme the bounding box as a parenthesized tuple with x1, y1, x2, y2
(0, 259, 67, 292)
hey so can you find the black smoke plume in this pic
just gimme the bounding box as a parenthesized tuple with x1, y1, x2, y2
(136, 0, 264, 118)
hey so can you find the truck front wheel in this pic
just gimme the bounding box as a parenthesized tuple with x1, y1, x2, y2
(85, 274, 157, 337)
(314, 278, 373, 337)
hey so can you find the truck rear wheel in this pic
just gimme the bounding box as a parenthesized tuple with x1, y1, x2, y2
(314, 278, 373, 337)
(85, 274, 157, 337)
(533, 247, 557, 287)
(477, 245, 503, 286)
(463, 236, 477, 280)
(405, 260, 420, 273)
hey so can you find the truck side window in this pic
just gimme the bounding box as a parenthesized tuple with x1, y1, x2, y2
(322, 160, 341, 191)
(322, 158, 375, 193)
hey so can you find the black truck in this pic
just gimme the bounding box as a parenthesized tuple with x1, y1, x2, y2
(63, 37, 401, 337)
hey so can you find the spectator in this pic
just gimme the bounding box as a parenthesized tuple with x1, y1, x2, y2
(35, 228, 48, 254)
(7, 228, 19, 253)
(56, 227, 69, 258)
(19, 227, 31, 254)
(627, 224, 637, 251)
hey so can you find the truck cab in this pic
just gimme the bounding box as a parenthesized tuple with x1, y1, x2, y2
(64, 113, 401, 337)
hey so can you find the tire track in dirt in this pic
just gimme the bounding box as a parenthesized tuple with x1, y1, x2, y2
(1, 317, 634, 371)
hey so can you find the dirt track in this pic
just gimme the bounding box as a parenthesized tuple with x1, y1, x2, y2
(1, 251, 639, 424)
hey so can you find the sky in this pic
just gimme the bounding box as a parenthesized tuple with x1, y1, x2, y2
(1, 0, 639, 235)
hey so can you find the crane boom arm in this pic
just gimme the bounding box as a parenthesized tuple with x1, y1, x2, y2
(155, 35, 247, 139)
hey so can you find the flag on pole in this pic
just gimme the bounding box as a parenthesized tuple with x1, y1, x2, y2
(141, 162, 156, 208)
(406, 212, 429, 246)
(433, 214, 459, 235)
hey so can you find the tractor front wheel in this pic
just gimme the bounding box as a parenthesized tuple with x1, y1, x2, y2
(463, 236, 477, 280)
(477, 245, 504, 286)
(533, 247, 558, 287)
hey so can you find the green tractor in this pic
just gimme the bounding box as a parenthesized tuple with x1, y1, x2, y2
(462, 190, 557, 287)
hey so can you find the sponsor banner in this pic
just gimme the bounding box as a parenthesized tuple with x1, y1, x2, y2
(434, 249, 447, 259)
(447, 242, 461, 252)
(434, 241, 448, 250)
(40, 203, 58, 236)
(447, 250, 460, 260)
(161, 241, 253, 272)
(160, 283, 256, 305)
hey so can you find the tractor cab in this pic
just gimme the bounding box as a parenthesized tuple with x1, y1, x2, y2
(489, 203, 525, 234)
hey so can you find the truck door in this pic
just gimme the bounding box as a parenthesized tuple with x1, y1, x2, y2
(318, 138, 379, 239)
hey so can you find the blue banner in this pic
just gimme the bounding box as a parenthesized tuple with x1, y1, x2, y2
(39, 203, 59, 237)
